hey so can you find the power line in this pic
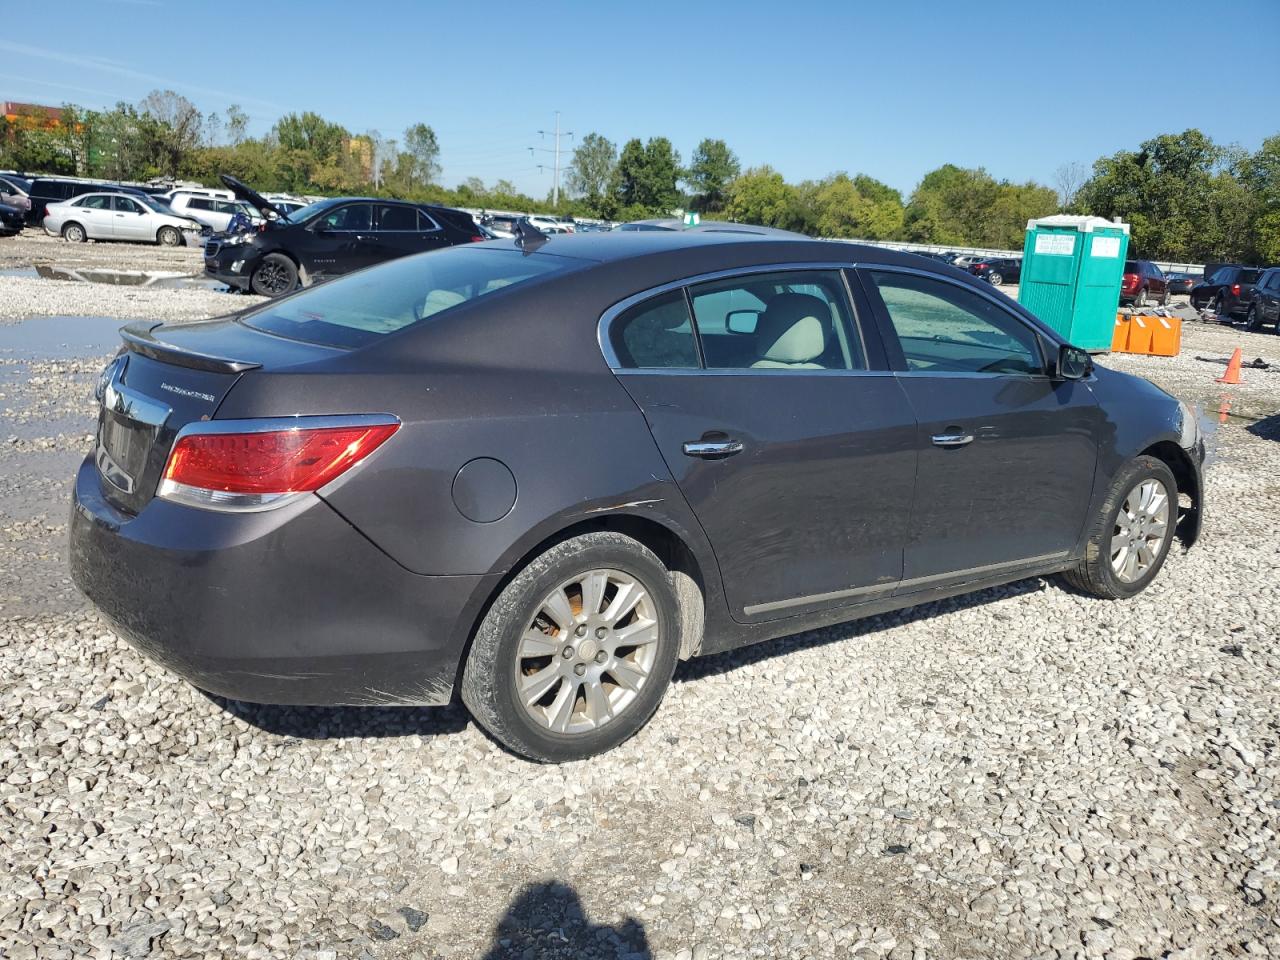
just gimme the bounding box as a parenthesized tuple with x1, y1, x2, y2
(528, 111, 573, 206)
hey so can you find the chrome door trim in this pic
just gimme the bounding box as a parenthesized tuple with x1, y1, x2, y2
(596, 261, 864, 370)
(743, 551, 1070, 617)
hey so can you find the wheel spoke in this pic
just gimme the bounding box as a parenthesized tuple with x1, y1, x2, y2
(1146, 520, 1167, 539)
(602, 580, 643, 626)
(607, 657, 649, 692)
(612, 618, 659, 648)
(582, 680, 612, 726)
(518, 628, 560, 659)
(520, 663, 562, 705)
(547, 680, 578, 733)
(1136, 542, 1155, 567)
(541, 587, 576, 632)
(581, 571, 609, 619)
(1122, 548, 1139, 581)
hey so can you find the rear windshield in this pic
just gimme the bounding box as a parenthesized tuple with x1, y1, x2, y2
(241, 247, 581, 348)
(1124, 260, 1139, 272)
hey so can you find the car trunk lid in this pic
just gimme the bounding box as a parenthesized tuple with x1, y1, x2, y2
(95, 318, 342, 515)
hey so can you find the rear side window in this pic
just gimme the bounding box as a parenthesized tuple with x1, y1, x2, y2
(866, 271, 1043, 375)
(689, 270, 863, 371)
(1240, 269, 1261, 284)
(242, 247, 580, 348)
(610, 291, 699, 369)
(376, 203, 417, 231)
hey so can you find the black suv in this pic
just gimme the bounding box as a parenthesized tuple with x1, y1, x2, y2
(24, 178, 148, 224)
(207, 175, 484, 296)
(1245, 267, 1280, 332)
(1190, 265, 1262, 319)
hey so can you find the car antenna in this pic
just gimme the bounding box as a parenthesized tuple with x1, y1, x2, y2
(513, 219, 548, 253)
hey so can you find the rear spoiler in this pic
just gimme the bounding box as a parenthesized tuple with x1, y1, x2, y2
(121, 321, 262, 374)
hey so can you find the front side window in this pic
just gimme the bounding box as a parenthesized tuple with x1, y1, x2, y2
(113, 196, 141, 214)
(609, 291, 699, 369)
(689, 270, 863, 371)
(320, 203, 372, 231)
(76, 195, 111, 209)
(866, 271, 1042, 375)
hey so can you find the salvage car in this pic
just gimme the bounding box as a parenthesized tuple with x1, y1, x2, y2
(0, 199, 25, 236)
(42, 191, 204, 246)
(205, 174, 484, 296)
(0, 174, 32, 215)
(1120, 259, 1169, 307)
(70, 233, 1204, 761)
(1190, 265, 1262, 319)
(1245, 267, 1280, 332)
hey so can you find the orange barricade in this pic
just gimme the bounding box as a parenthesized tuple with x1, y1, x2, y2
(1111, 314, 1131, 352)
(1126, 316, 1154, 354)
(1148, 315, 1182, 357)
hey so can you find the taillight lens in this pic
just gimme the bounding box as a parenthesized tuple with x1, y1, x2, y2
(974, 263, 988, 270)
(1231, 283, 1241, 296)
(469, 234, 486, 242)
(158, 418, 398, 511)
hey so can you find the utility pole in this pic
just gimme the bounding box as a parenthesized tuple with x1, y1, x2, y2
(529, 111, 573, 206)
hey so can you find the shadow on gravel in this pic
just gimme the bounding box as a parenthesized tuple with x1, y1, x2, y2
(676, 577, 1045, 684)
(207, 695, 471, 740)
(1246, 412, 1280, 442)
(480, 881, 651, 960)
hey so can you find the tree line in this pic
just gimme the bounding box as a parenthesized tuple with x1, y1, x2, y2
(1, 91, 1277, 262)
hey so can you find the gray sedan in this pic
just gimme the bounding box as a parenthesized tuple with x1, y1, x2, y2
(69, 232, 1204, 761)
(43, 192, 204, 246)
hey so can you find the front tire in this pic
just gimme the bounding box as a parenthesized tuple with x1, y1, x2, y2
(157, 226, 181, 247)
(249, 253, 298, 297)
(1061, 455, 1177, 600)
(461, 532, 681, 762)
(1246, 306, 1260, 331)
(62, 222, 86, 243)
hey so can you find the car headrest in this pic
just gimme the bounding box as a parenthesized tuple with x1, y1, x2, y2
(755, 293, 828, 364)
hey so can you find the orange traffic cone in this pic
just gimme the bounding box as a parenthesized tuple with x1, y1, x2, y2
(1217, 347, 1243, 384)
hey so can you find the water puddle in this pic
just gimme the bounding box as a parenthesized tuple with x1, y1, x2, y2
(0, 316, 124, 360)
(1, 264, 231, 291)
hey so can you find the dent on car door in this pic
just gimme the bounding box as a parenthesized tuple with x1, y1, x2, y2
(605, 268, 918, 622)
(857, 268, 1101, 587)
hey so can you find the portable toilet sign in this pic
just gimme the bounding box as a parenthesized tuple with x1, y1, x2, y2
(682, 211, 700, 228)
(1018, 215, 1130, 351)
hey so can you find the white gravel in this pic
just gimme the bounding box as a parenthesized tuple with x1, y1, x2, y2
(0, 230, 261, 323)
(1, 260, 1278, 959)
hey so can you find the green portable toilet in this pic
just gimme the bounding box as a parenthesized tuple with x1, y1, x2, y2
(1018, 215, 1130, 351)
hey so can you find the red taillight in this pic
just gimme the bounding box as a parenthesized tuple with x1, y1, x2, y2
(469, 234, 486, 242)
(974, 263, 988, 270)
(161, 421, 398, 500)
(1231, 283, 1241, 296)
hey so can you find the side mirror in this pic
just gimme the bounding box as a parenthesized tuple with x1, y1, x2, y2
(1057, 344, 1091, 380)
(726, 309, 760, 335)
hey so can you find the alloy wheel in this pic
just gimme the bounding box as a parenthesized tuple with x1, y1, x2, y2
(988, 272, 1003, 286)
(158, 226, 180, 246)
(514, 569, 660, 734)
(256, 261, 291, 295)
(1111, 479, 1170, 583)
(64, 224, 84, 242)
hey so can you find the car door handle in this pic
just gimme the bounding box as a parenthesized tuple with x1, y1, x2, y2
(931, 433, 974, 448)
(682, 439, 743, 458)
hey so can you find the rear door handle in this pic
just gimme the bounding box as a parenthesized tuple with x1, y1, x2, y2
(931, 433, 974, 448)
(682, 439, 743, 459)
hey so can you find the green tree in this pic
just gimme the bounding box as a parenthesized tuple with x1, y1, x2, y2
(224, 104, 249, 145)
(139, 90, 203, 177)
(1074, 129, 1228, 260)
(725, 166, 795, 227)
(686, 138, 740, 213)
(609, 137, 681, 218)
(402, 122, 441, 186)
(566, 132, 617, 214)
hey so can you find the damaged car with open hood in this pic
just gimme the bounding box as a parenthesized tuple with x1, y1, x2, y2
(204, 174, 484, 296)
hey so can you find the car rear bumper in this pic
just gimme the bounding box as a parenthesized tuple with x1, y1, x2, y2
(69, 456, 497, 706)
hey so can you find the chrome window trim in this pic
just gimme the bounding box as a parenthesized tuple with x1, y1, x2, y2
(597, 261, 865, 371)
(156, 413, 401, 514)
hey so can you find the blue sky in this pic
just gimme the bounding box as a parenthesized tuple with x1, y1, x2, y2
(3, 0, 1276, 198)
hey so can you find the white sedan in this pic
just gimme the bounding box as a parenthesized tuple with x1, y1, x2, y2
(43, 192, 205, 246)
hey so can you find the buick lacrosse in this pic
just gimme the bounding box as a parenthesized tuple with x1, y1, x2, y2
(71, 231, 1204, 761)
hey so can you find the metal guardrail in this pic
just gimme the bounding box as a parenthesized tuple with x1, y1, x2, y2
(822, 237, 1206, 277)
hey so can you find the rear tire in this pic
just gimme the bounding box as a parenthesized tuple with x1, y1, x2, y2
(988, 271, 1003, 286)
(157, 225, 181, 247)
(1133, 287, 1148, 309)
(461, 532, 681, 762)
(62, 222, 86, 243)
(249, 253, 298, 297)
(1060, 455, 1177, 600)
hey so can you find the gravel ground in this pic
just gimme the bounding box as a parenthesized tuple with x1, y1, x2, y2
(1, 266, 1279, 959)
(0, 230, 262, 323)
